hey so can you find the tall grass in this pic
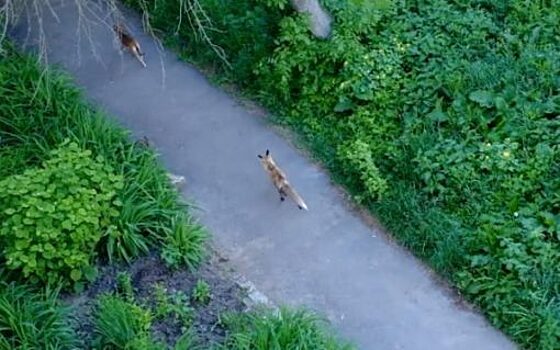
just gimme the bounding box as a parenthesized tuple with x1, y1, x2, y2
(92, 294, 163, 350)
(0, 281, 79, 349)
(221, 307, 354, 350)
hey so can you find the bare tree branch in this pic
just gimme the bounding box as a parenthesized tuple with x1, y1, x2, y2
(0, 0, 229, 72)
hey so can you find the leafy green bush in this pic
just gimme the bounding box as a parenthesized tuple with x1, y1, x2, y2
(337, 139, 388, 202)
(0, 281, 79, 349)
(93, 294, 164, 350)
(221, 307, 354, 350)
(122, 0, 560, 348)
(0, 141, 122, 289)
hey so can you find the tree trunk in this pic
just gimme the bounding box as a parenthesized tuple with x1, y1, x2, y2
(290, 0, 332, 39)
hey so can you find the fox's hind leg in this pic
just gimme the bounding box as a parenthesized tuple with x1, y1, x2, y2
(278, 188, 286, 202)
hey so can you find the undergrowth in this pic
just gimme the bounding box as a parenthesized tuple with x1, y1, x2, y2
(122, 0, 560, 348)
(0, 44, 206, 283)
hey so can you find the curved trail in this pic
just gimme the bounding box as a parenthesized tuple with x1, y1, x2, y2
(10, 2, 515, 349)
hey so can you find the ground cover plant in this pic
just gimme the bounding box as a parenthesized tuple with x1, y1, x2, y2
(122, 0, 560, 348)
(0, 141, 122, 290)
(0, 43, 352, 349)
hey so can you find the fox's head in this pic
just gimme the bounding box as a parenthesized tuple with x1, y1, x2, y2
(113, 24, 124, 34)
(257, 149, 270, 159)
(257, 149, 276, 171)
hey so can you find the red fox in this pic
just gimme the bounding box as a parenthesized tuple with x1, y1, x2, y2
(257, 149, 308, 211)
(113, 23, 146, 68)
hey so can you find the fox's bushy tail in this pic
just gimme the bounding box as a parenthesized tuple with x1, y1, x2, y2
(132, 47, 146, 67)
(284, 185, 308, 211)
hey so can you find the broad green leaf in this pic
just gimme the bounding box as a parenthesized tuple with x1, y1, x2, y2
(469, 90, 494, 108)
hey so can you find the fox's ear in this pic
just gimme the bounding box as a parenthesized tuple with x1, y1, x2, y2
(265, 149, 269, 156)
(257, 154, 263, 159)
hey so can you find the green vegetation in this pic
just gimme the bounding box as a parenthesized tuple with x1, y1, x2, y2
(93, 294, 164, 350)
(0, 45, 205, 280)
(123, 0, 560, 348)
(94, 280, 200, 349)
(161, 215, 208, 270)
(173, 330, 201, 350)
(0, 141, 121, 290)
(221, 307, 353, 350)
(192, 279, 211, 305)
(152, 283, 194, 330)
(0, 281, 78, 349)
(0, 45, 205, 347)
(116, 271, 135, 301)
